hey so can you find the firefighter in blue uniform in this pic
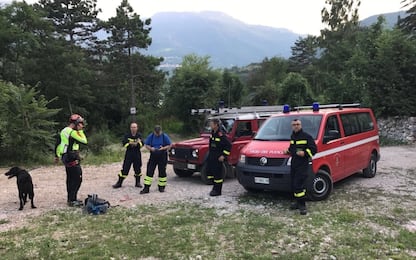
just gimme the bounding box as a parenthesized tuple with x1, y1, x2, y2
(206, 118, 232, 196)
(285, 119, 317, 215)
(140, 125, 172, 194)
(113, 122, 144, 188)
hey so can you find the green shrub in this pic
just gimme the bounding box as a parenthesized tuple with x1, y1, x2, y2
(86, 129, 116, 154)
(0, 81, 60, 164)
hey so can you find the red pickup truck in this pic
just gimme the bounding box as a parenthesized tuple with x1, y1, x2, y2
(169, 106, 281, 184)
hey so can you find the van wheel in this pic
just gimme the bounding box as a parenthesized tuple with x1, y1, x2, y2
(307, 169, 333, 201)
(173, 169, 194, 177)
(363, 153, 377, 178)
(200, 163, 228, 185)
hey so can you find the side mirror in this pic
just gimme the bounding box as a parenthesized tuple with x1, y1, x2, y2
(251, 131, 257, 138)
(323, 130, 340, 144)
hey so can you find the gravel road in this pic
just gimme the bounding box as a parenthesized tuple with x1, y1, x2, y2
(1, 146, 415, 232)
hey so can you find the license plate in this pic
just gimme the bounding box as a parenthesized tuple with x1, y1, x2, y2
(187, 164, 196, 170)
(254, 177, 270, 185)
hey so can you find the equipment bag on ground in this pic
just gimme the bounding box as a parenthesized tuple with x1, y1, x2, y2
(83, 194, 110, 215)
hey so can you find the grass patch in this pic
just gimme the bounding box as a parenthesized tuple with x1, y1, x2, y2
(2, 198, 415, 259)
(0, 219, 9, 225)
(81, 144, 125, 165)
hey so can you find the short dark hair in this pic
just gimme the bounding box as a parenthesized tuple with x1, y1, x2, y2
(154, 125, 162, 133)
(211, 118, 221, 126)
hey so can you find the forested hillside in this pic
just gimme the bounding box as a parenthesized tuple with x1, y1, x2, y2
(0, 0, 415, 163)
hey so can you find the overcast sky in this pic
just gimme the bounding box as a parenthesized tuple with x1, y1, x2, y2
(1, 0, 405, 35)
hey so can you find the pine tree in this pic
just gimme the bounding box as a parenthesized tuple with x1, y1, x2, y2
(289, 35, 318, 72)
(36, 0, 100, 45)
(399, 0, 416, 34)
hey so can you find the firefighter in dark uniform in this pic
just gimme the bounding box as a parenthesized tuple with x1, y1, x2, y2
(113, 122, 144, 189)
(140, 125, 172, 194)
(285, 119, 317, 215)
(55, 114, 88, 207)
(207, 118, 232, 197)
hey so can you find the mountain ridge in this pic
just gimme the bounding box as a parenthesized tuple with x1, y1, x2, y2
(146, 11, 301, 68)
(360, 11, 407, 28)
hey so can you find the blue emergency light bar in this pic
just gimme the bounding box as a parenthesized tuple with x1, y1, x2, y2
(294, 103, 361, 111)
(283, 104, 290, 113)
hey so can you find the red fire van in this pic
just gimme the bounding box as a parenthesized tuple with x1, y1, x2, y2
(236, 103, 380, 200)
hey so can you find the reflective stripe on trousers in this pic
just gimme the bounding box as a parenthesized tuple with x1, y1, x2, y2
(158, 177, 167, 187)
(144, 176, 153, 185)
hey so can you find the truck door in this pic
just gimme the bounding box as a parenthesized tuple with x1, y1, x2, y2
(229, 120, 254, 165)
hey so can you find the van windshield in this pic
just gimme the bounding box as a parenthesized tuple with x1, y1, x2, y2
(255, 115, 322, 141)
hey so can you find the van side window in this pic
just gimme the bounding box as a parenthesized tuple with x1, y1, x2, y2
(236, 121, 253, 137)
(357, 112, 374, 132)
(341, 113, 371, 136)
(324, 115, 341, 142)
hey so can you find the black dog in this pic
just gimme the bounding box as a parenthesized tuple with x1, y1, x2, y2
(5, 167, 36, 210)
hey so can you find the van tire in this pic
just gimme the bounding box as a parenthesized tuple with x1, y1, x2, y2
(173, 169, 194, 178)
(363, 153, 377, 178)
(200, 163, 227, 185)
(307, 169, 333, 201)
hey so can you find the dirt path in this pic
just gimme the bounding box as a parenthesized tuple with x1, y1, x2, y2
(1, 146, 415, 232)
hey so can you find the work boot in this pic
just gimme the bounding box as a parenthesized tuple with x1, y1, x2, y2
(135, 176, 143, 188)
(158, 186, 165, 193)
(298, 199, 307, 215)
(68, 200, 83, 207)
(209, 183, 222, 196)
(289, 202, 299, 210)
(140, 185, 150, 194)
(209, 189, 221, 196)
(112, 177, 124, 189)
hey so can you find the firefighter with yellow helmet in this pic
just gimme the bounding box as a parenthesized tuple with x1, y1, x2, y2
(55, 114, 88, 207)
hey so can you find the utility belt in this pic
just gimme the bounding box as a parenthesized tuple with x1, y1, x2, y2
(126, 148, 141, 155)
(208, 152, 226, 160)
(150, 150, 168, 160)
(62, 151, 81, 167)
(150, 149, 168, 155)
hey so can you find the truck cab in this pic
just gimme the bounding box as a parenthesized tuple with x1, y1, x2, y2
(169, 106, 281, 184)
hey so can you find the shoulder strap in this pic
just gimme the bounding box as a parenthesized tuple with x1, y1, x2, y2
(68, 129, 75, 151)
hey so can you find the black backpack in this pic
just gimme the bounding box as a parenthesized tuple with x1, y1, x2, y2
(83, 194, 110, 215)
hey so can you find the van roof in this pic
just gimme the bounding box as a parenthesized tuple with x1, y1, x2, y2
(270, 107, 372, 118)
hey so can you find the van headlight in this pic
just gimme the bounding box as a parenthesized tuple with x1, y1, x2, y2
(239, 155, 246, 164)
(170, 148, 175, 155)
(192, 149, 199, 158)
